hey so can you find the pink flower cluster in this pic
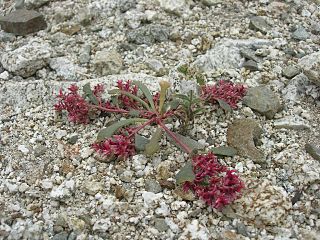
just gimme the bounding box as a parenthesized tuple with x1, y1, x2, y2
(117, 80, 139, 108)
(202, 80, 247, 109)
(183, 152, 244, 209)
(54, 85, 90, 124)
(92, 133, 135, 160)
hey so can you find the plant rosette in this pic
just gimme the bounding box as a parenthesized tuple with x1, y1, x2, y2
(55, 79, 246, 209)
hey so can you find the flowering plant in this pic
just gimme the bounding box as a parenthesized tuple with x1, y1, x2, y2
(55, 79, 246, 208)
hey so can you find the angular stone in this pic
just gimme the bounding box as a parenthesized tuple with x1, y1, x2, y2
(243, 86, 282, 119)
(243, 60, 259, 71)
(158, 0, 189, 16)
(298, 51, 320, 86)
(282, 65, 301, 79)
(292, 26, 310, 41)
(0, 9, 47, 35)
(83, 181, 103, 195)
(274, 116, 310, 130)
(249, 16, 271, 34)
(193, 43, 243, 73)
(93, 50, 123, 75)
(305, 143, 320, 161)
(127, 24, 170, 45)
(240, 48, 260, 62)
(0, 39, 52, 77)
(227, 119, 265, 163)
(154, 218, 169, 232)
(145, 179, 162, 194)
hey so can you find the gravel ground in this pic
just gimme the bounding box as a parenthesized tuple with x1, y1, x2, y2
(0, 0, 320, 239)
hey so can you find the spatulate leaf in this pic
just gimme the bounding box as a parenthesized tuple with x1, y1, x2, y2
(175, 161, 195, 185)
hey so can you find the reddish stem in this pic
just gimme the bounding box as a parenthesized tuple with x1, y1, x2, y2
(157, 120, 193, 154)
(127, 118, 156, 139)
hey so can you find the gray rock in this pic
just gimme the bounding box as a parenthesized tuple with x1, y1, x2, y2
(158, 0, 190, 16)
(305, 143, 320, 161)
(120, 170, 133, 183)
(243, 86, 282, 119)
(298, 51, 320, 86)
(274, 116, 310, 130)
(15, 0, 25, 9)
(25, 0, 50, 9)
(93, 219, 111, 232)
(292, 26, 310, 41)
(34, 145, 47, 157)
(236, 222, 249, 237)
(154, 218, 169, 232)
(145, 179, 162, 193)
(282, 73, 308, 103)
(0, 39, 52, 77)
(93, 50, 123, 75)
(282, 65, 301, 79)
(0, 31, 15, 42)
(83, 181, 103, 195)
(311, 22, 320, 35)
(146, 59, 166, 76)
(77, 8, 92, 26)
(127, 24, 170, 45)
(0, 9, 47, 35)
(227, 119, 265, 163)
(49, 57, 86, 81)
(242, 60, 259, 71)
(52, 232, 69, 240)
(240, 48, 260, 62)
(68, 134, 78, 145)
(79, 45, 91, 64)
(249, 16, 271, 34)
(118, 0, 137, 13)
(0, 31, 16, 42)
(50, 180, 75, 200)
(193, 43, 243, 73)
(200, 0, 223, 6)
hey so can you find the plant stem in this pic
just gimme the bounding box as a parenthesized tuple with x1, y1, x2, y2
(127, 118, 156, 139)
(157, 120, 193, 154)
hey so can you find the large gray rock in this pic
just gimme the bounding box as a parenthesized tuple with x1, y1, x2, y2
(227, 119, 265, 163)
(127, 24, 170, 45)
(0, 9, 47, 35)
(0, 39, 52, 77)
(243, 86, 282, 119)
(193, 43, 243, 73)
(292, 26, 310, 41)
(298, 51, 320, 86)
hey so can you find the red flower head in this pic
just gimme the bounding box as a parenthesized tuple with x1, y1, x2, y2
(184, 152, 244, 209)
(201, 80, 247, 109)
(92, 132, 135, 160)
(54, 85, 90, 124)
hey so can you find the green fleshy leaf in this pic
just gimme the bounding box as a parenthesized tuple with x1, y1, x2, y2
(135, 134, 149, 151)
(167, 132, 205, 152)
(145, 128, 162, 156)
(175, 161, 195, 185)
(109, 89, 151, 110)
(83, 83, 99, 105)
(96, 118, 146, 142)
(133, 81, 156, 112)
(217, 99, 232, 112)
(210, 146, 237, 157)
(175, 94, 191, 102)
